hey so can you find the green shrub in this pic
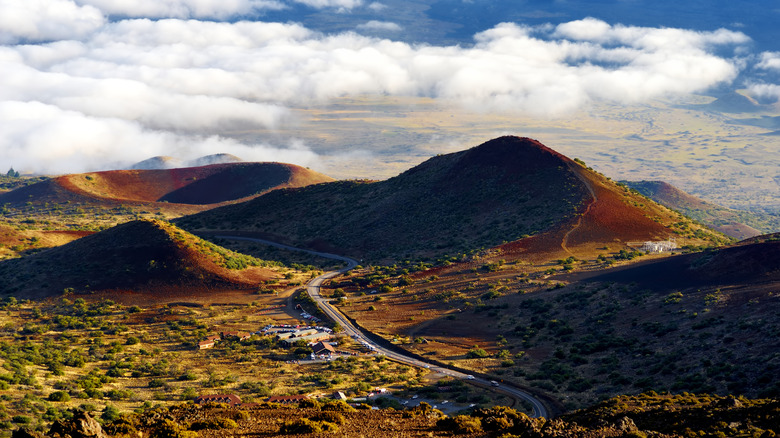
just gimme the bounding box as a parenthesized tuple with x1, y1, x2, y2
(311, 411, 345, 425)
(101, 406, 121, 422)
(297, 398, 321, 410)
(436, 415, 483, 434)
(189, 418, 238, 430)
(148, 419, 197, 438)
(321, 400, 355, 412)
(466, 348, 489, 359)
(48, 391, 71, 402)
(279, 418, 338, 434)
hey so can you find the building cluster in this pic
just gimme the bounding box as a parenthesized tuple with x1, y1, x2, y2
(199, 325, 336, 353)
(272, 327, 332, 346)
(640, 239, 678, 253)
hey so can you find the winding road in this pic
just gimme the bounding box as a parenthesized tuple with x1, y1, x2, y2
(218, 235, 550, 418)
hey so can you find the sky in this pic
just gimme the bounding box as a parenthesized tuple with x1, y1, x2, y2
(1, 0, 780, 176)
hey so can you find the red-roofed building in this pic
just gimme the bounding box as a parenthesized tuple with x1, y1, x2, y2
(198, 340, 216, 350)
(221, 331, 251, 341)
(266, 395, 310, 404)
(312, 341, 336, 356)
(194, 394, 242, 406)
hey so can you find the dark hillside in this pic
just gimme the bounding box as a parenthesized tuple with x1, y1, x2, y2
(178, 137, 590, 260)
(0, 219, 276, 297)
(180, 137, 728, 262)
(582, 233, 780, 289)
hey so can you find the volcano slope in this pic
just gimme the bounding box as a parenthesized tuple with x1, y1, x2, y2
(0, 162, 333, 232)
(179, 136, 727, 262)
(0, 219, 284, 298)
(623, 180, 773, 240)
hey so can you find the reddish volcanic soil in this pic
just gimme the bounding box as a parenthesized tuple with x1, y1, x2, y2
(58, 162, 333, 205)
(0, 163, 334, 219)
(499, 161, 676, 261)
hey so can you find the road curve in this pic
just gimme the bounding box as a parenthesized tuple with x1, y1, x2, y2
(560, 162, 599, 255)
(217, 235, 549, 418)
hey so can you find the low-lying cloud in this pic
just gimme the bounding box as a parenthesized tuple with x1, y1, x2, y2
(356, 20, 402, 32)
(1, 0, 775, 175)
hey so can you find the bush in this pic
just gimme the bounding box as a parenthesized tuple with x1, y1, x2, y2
(279, 418, 338, 434)
(436, 415, 483, 434)
(466, 348, 489, 359)
(48, 391, 71, 402)
(177, 371, 198, 381)
(298, 399, 321, 410)
(148, 418, 197, 438)
(189, 418, 238, 430)
(101, 406, 121, 422)
(321, 400, 355, 412)
(310, 411, 345, 425)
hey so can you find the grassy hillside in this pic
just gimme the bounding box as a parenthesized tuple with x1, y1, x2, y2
(0, 219, 285, 297)
(623, 180, 780, 239)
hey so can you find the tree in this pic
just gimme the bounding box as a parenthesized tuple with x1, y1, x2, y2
(6, 168, 19, 178)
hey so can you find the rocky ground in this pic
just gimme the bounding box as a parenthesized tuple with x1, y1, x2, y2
(12, 393, 779, 438)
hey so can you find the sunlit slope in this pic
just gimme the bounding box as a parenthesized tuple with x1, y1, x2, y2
(624, 180, 772, 240)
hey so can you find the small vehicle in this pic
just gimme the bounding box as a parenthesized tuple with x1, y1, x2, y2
(465, 375, 475, 380)
(490, 380, 499, 387)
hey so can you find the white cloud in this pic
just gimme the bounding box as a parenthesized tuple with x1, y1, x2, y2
(291, 0, 362, 10)
(756, 51, 780, 71)
(0, 0, 105, 44)
(0, 101, 317, 174)
(746, 83, 780, 101)
(0, 11, 763, 174)
(367, 2, 386, 11)
(356, 21, 403, 32)
(75, 0, 286, 19)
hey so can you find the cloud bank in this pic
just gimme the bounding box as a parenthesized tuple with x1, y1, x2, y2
(0, 0, 769, 175)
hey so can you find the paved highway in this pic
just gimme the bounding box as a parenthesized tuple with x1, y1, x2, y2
(218, 235, 549, 418)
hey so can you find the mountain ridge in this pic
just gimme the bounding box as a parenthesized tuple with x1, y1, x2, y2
(179, 136, 727, 261)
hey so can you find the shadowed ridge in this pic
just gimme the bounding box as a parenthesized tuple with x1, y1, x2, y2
(0, 219, 274, 297)
(574, 232, 780, 289)
(456, 136, 569, 171)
